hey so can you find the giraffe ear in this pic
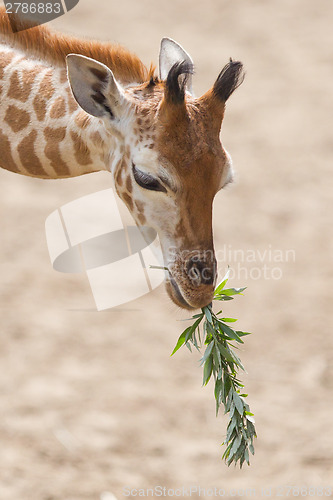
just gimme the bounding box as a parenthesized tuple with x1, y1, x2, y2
(159, 38, 194, 94)
(66, 54, 128, 119)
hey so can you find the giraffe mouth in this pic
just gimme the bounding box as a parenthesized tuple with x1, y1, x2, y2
(166, 268, 215, 310)
(168, 275, 196, 310)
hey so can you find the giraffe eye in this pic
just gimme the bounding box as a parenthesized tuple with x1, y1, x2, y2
(132, 163, 167, 193)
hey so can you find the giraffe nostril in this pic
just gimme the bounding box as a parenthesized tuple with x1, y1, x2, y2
(186, 257, 216, 286)
(188, 265, 201, 283)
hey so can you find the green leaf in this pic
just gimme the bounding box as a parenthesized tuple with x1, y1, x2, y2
(236, 330, 252, 337)
(247, 420, 257, 438)
(203, 357, 213, 386)
(229, 401, 235, 419)
(214, 268, 230, 295)
(212, 348, 221, 377)
(241, 427, 248, 442)
(220, 317, 237, 323)
(233, 391, 244, 416)
(229, 434, 242, 460)
(244, 447, 250, 465)
(171, 315, 205, 356)
(201, 341, 214, 365)
(223, 373, 231, 396)
(205, 320, 216, 335)
(234, 442, 246, 466)
(171, 327, 191, 356)
(203, 306, 212, 323)
(215, 378, 223, 415)
(185, 342, 192, 352)
(214, 343, 222, 365)
(225, 418, 237, 442)
(188, 316, 204, 337)
(216, 342, 235, 364)
(222, 442, 232, 460)
(214, 295, 234, 301)
(178, 312, 203, 322)
(214, 377, 223, 400)
(218, 321, 244, 344)
(230, 351, 246, 371)
(225, 388, 234, 413)
(245, 414, 256, 424)
(219, 287, 247, 296)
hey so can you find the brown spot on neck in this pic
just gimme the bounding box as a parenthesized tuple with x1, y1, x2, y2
(50, 96, 67, 119)
(135, 200, 145, 213)
(44, 126, 70, 177)
(91, 130, 108, 165)
(17, 129, 47, 176)
(70, 131, 92, 166)
(7, 67, 41, 102)
(135, 199, 146, 225)
(39, 70, 55, 98)
(33, 94, 47, 121)
(115, 166, 123, 187)
(44, 126, 66, 142)
(59, 69, 68, 84)
(75, 111, 91, 129)
(126, 175, 133, 193)
(122, 192, 134, 211)
(4, 105, 30, 132)
(32, 70, 55, 121)
(137, 213, 146, 225)
(0, 128, 20, 173)
(90, 130, 105, 149)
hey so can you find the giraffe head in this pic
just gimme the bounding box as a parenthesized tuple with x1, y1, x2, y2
(66, 39, 244, 310)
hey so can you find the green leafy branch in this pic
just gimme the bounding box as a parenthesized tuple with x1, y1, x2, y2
(171, 270, 257, 467)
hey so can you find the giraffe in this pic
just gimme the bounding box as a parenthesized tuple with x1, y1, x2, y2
(0, 7, 244, 310)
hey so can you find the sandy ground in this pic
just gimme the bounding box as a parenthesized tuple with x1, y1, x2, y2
(1, 0, 333, 498)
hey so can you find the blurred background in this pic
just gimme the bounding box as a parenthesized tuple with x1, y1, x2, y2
(0, 0, 332, 498)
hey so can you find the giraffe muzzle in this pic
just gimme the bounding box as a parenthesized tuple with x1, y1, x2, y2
(166, 250, 217, 309)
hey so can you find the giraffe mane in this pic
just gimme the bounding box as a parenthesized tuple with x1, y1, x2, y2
(0, 7, 155, 84)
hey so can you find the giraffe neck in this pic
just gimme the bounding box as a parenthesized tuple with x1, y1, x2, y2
(0, 45, 118, 179)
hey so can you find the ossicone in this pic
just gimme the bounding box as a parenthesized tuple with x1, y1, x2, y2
(164, 60, 194, 104)
(213, 59, 245, 102)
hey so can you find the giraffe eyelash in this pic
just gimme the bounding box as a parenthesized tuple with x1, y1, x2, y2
(132, 163, 167, 193)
